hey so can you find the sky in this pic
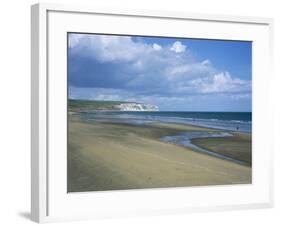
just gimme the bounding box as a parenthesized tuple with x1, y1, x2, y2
(68, 33, 252, 112)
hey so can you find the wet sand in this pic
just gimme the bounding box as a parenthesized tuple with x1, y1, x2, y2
(192, 132, 252, 166)
(68, 116, 252, 192)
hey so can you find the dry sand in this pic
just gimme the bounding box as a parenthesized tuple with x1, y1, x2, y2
(68, 117, 252, 192)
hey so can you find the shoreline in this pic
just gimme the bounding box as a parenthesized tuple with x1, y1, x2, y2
(78, 114, 251, 165)
(68, 114, 252, 192)
(161, 132, 250, 166)
(75, 110, 252, 134)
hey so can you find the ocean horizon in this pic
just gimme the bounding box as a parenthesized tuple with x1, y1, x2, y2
(80, 111, 252, 133)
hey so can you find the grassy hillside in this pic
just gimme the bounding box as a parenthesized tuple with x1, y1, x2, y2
(68, 99, 131, 111)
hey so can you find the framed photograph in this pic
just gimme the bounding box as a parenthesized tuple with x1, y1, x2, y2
(31, 3, 274, 223)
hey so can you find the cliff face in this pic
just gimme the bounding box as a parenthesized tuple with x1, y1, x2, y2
(69, 99, 159, 112)
(116, 103, 159, 111)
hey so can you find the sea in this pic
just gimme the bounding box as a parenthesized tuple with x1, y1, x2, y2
(80, 111, 251, 164)
(81, 111, 252, 133)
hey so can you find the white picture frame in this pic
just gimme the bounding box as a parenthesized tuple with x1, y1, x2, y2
(31, 3, 274, 223)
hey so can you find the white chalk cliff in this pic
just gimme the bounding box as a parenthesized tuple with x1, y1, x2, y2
(116, 103, 159, 111)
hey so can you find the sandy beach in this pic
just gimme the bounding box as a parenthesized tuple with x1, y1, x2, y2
(68, 115, 252, 192)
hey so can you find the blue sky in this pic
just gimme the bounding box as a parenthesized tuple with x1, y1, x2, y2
(68, 33, 252, 112)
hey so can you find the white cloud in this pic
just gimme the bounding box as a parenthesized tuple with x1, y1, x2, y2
(230, 94, 251, 100)
(68, 34, 84, 48)
(94, 94, 123, 101)
(152, 43, 162, 51)
(170, 41, 186, 53)
(201, 59, 211, 66)
(69, 34, 148, 62)
(166, 60, 214, 79)
(69, 34, 251, 99)
(189, 72, 251, 94)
